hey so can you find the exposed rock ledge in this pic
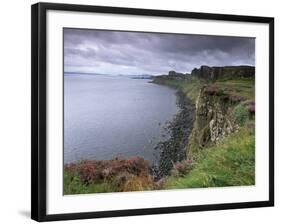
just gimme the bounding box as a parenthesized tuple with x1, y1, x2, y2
(187, 85, 243, 157)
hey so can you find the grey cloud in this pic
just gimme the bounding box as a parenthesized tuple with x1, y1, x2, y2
(64, 28, 255, 75)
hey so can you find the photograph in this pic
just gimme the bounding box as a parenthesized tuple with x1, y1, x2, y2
(63, 28, 256, 195)
(31, 2, 274, 221)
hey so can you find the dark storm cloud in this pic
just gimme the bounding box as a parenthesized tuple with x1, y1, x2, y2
(64, 28, 255, 75)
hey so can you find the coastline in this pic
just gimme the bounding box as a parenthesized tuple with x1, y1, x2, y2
(152, 88, 195, 179)
(64, 66, 255, 194)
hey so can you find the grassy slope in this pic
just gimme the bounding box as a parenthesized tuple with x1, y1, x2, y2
(214, 78, 255, 100)
(64, 171, 115, 194)
(165, 127, 255, 188)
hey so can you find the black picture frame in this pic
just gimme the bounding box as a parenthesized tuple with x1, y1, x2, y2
(31, 2, 274, 222)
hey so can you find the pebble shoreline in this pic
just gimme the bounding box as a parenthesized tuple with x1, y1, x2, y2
(152, 89, 195, 179)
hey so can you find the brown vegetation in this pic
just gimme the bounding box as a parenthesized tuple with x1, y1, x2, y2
(64, 157, 155, 192)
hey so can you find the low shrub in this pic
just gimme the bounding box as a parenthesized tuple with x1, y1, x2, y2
(64, 156, 151, 184)
(64, 156, 154, 193)
(234, 103, 249, 126)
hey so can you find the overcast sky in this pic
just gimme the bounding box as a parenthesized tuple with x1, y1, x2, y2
(64, 28, 255, 75)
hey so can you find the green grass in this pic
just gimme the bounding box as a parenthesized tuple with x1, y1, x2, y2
(164, 126, 255, 189)
(214, 78, 255, 100)
(64, 171, 115, 195)
(181, 79, 202, 103)
(234, 103, 249, 126)
(153, 77, 254, 103)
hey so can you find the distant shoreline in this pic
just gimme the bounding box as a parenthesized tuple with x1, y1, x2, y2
(64, 71, 154, 79)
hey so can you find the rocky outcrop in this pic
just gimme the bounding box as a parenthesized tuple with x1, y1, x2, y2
(187, 85, 241, 157)
(168, 70, 183, 76)
(167, 70, 191, 81)
(191, 65, 255, 81)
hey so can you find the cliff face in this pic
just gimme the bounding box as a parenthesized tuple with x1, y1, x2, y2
(188, 86, 239, 156)
(191, 65, 255, 81)
(152, 65, 255, 160)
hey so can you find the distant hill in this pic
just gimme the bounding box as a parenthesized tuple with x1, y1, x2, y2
(64, 72, 110, 76)
(130, 74, 154, 79)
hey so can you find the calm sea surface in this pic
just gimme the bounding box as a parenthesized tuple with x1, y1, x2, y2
(64, 74, 179, 164)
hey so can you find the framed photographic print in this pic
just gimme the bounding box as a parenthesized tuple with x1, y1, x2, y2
(31, 2, 274, 222)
